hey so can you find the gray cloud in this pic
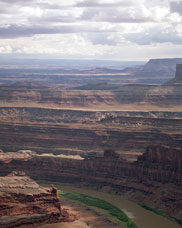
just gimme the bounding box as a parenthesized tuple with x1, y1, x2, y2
(80, 7, 156, 23)
(37, 3, 68, 10)
(0, 0, 34, 3)
(0, 0, 181, 59)
(0, 25, 78, 38)
(0, 6, 11, 14)
(76, 0, 134, 7)
(170, 1, 182, 14)
(0, 0, 69, 11)
(86, 32, 119, 45)
(124, 28, 182, 45)
(0, 24, 115, 39)
(0, 0, 35, 16)
(30, 15, 77, 24)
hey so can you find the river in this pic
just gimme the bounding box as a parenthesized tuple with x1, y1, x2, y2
(40, 183, 181, 228)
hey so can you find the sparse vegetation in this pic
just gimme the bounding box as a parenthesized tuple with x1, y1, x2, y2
(138, 203, 176, 223)
(58, 190, 139, 228)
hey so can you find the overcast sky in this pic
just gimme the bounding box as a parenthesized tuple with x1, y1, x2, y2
(0, 0, 182, 60)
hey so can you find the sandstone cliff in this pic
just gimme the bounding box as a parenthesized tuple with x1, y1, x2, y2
(0, 58, 181, 86)
(0, 146, 181, 224)
(0, 107, 182, 160)
(135, 58, 182, 80)
(0, 81, 182, 108)
(0, 171, 62, 228)
(167, 64, 182, 85)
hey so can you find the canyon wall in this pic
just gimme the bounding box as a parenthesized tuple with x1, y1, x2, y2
(0, 82, 182, 107)
(0, 107, 182, 160)
(0, 171, 62, 228)
(175, 64, 182, 79)
(135, 58, 182, 79)
(1, 58, 182, 86)
(167, 64, 182, 85)
(0, 146, 181, 223)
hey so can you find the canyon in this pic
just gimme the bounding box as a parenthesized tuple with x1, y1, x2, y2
(0, 58, 182, 86)
(0, 81, 182, 108)
(0, 171, 63, 228)
(0, 65, 182, 159)
(167, 64, 182, 85)
(0, 146, 181, 224)
(0, 107, 182, 160)
(0, 60, 182, 227)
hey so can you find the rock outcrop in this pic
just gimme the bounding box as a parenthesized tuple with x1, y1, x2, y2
(167, 64, 182, 85)
(1, 58, 182, 86)
(0, 107, 182, 160)
(0, 149, 36, 163)
(0, 146, 182, 223)
(138, 144, 182, 168)
(135, 58, 182, 82)
(175, 64, 182, 80)
(104, 149, 119, 158)
(0, 81, 182, 109)
(0, 171, 62, 228)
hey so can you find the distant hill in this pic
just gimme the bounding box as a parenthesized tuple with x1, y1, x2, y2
(72, 83, 122, 91)
(0, 58, 145, 69)
(1, 58, 182, 86)
(1, 81, 50, 90)
(133, 58, 182, 82)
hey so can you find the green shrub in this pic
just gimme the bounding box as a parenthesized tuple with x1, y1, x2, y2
(58, 190, 139, 228)
(138, 203, 176, 223)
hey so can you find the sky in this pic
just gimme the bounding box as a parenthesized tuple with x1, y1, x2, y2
(0, 0, 182, 60)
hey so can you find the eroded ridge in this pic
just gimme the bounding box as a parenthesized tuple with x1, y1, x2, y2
(0, 171, 63, 228)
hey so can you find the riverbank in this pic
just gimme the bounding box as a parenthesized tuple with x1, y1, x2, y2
(59, 190, 138, 228)
(39, 197, 122, 228)
(41, 182, 180, 228)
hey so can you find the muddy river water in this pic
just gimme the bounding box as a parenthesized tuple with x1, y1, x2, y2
(40, 184, 181, 228)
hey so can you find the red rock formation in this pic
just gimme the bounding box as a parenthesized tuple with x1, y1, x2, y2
(0, 171, 62, 228)
(0, 107, 182, 160)
(138, 144, 182, 169)
(0, 146, 182, 224)
(0, 150, 36, 163)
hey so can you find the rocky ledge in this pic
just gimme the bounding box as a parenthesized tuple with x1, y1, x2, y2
(0, 171, 63, 228)
(0, 146, 182, 224)
(167, 64, 182, 85)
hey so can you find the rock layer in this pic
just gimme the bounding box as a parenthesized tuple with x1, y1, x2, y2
(0, 107, 182, 160)
(0, 82, 182, 107)
(0, 172, 62, 228)
(0, 146, 181, 223)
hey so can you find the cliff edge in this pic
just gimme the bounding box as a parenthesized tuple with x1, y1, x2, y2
(0, 171, 62, 228)
(166, 64, 182, 85)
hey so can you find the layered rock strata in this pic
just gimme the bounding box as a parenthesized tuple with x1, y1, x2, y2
(0, 82, 182, 107)
(0, 107, 182, 160)
(0, 171, 62, 228)
(0, 146, 181, 223)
